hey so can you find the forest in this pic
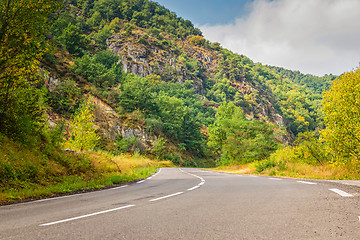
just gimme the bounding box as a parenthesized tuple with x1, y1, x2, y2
(0, 0, 359, 203)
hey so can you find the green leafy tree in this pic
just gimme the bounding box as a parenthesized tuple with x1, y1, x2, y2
(73, 50, 122, 88)
(292, 132, 330, 165)
(119, 74, 157, 113)
(64, 97, 100, 151)
(208, 102, 279, 165)
(153, 137, 167, 159)
(189, 35, 205, 46)
(0, 0, 60, 140)
(58, 23, 87, 55)
(321, 68, 360, 164)
(47, 80, 82, 115)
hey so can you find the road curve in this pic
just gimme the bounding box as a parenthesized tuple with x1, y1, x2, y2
(1, 168, 360, 239)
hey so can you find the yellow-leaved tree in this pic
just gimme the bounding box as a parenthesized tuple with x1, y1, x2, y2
(64, 97, 100, 151)
(321, 67, 360, 164)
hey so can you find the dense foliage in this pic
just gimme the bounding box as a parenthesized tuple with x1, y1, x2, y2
(321, 68, 360, 165)
(45, 0, 339, 166)
(208, 102, 279, 165)
(118, 74, 212, 157)
(268, 66, 336, 94)
(0, 0, 60, 142)
(4, 0, 352, 176)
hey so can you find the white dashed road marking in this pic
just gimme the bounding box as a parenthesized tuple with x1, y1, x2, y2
(329, 188, 353, 197)
(109, 185, 128, 190)
(297, 181, 317, 185)
(40, 205, 135, 226)
(149, 192, 183, 202)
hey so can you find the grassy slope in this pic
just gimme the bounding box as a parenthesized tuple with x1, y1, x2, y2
(0, 134, 173, 205)
(213, 162, 360, 180)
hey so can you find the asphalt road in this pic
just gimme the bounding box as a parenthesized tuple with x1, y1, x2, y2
(1, 168, 360, 239)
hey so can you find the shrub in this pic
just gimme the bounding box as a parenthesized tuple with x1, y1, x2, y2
(153, 137, 167, 160)
(47, 79, 82, 115)
(114, 136, 138, 154)
(189, 35, 205, 46)
(255, 159, 276, 173)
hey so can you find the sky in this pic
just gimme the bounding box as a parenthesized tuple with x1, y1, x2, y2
(155, 0, 360, 76)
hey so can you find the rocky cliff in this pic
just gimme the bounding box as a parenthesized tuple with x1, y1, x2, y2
(106, 23, 289, 142)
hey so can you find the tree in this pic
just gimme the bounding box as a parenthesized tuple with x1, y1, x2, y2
(153, 137, 167, 159)
(64, 97, 100, 151)
(321, 68, 360, 164)
(189, 35, 205, 46)
(0, 0, 60, 139)
(73, 50, 122, 88)
(208, 102, 279, 165)
(119, 74, 157, 113)
(58, 23, 86, 55)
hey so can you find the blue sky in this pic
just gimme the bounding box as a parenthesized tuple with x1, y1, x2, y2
(155, 0, 360, 76)
(155, 0, 253, 25)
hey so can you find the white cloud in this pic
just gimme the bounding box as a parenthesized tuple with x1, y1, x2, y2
(200, 0, 360, 76)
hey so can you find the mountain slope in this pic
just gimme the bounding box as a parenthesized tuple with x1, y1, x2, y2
(42, 0, 335, 165)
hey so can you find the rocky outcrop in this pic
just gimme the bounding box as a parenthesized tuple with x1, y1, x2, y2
(92, 96, 154, 152)
(42, 69, 61, 92)
(107, 33, 218, 84)
(106, 28, 289, 142)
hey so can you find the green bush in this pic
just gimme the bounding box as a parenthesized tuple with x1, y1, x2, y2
(0, 162, 16, 183)
(255, 159, 276, 173)
(153, 137, 167, 160)
(164, 152, 180, 165)
(47, 80, 82, 115)
(114, 136, 138, 154)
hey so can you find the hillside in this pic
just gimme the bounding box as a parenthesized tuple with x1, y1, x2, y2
(5, 0, 356, 203)
(43, 0, 336, 154)
(37, 0, 341, 165)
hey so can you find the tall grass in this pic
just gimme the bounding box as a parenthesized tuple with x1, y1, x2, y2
(0, 135, 173, 205)
(215, 145, 360, 180)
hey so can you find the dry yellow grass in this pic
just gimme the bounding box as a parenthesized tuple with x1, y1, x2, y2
(0, 148, 174, 205)
(87, 150, 173, 175)
(208, 163, 255, 175)
(214, 162, 359, 180)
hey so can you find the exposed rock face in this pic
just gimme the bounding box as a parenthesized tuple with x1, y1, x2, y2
(92, 96, 154, 152)
(106, 30, 289, 142)
(42, 70, 61, 92)
(107, 33, 218, 88)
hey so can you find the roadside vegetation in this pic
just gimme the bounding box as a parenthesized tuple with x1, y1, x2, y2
(1, 0, 359, 205)
(0, 134, 172, 205)
(216, 68, 360, 179)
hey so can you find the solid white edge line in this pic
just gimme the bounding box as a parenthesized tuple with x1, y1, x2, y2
(297, 181, 317, 185)
(137, 180, 145, 184)
(109, 185, 128, 190)
(152, 168, 162, 177)
(39, 205, 135, 226)
(329, 188, 353, 197)
(149, 192, 183, 202)
(269, 178, 282, 180)
(35, 194, 81, 202)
